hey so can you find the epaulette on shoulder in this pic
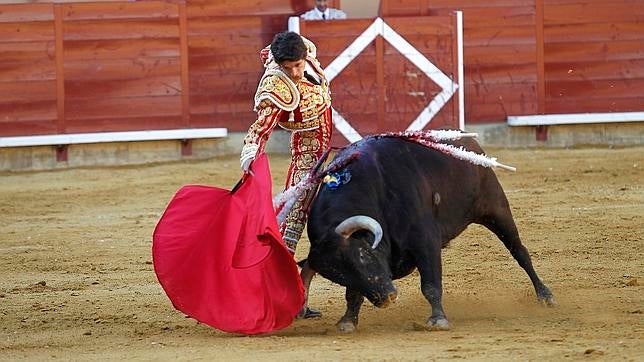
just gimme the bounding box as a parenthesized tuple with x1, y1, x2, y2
(254, 70, 300, 112)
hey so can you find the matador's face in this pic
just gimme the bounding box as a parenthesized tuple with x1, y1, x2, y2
(280, 59, 306, 83)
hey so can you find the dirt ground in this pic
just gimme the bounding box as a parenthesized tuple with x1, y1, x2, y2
(1, 145, 642, 361)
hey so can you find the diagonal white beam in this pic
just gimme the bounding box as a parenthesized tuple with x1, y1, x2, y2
(382, 21, 455, 91)
(325, 18, 382, 81)
(406, 88, 455, 131)
(296, 16, 462, 141)
(332, 108, 362, 142)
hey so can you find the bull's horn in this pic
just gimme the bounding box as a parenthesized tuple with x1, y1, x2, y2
(335, 215, 383, 249)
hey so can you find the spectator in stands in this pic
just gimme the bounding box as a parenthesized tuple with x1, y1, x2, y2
(301, 0, 347, 20)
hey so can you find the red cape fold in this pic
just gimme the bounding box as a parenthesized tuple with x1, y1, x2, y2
(152, 153, 304, 335)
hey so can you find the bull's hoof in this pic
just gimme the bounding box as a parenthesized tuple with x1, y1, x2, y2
(539, 295, 557, 308)
(537, 288, 557, 307)
(536, 286, 556, 307)
(336, 320, 357, 333)
(426, 317, 450, 331)
(296, 307, 322, 320)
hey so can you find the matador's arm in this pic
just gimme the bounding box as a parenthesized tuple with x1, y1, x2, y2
(240, 70, 299, 171)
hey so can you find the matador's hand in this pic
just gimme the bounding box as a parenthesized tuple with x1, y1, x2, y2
(240, 143, 259, 173)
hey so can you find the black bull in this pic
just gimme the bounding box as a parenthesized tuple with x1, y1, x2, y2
(304, 136, 555, 332)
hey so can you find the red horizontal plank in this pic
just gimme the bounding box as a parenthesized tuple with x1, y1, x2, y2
(186, 0, 293, 17)
(379, 0, 431, 17)
(428, 0, 534, 7)
(303, 27, 383, 55)
(543, 0, 642, 3)
(544, 3, 644, 25)
(0, 41, 55, 62)
(61, 2, 178, 21)
(63, 38, 180, 60)
(65, 75, 182, 99)
(0, 60, 56, 82)
(64, 115, 184, 133)
(464, 83, 538, 106)
(63, 19, 180, 41)
(188, 40, 265, 56)
(189, 72, 259, 96)
(0, 21, 55, 42)
(386, 16, 455, 35)
(187, 16, 265, 36)
(466, 63, 538, 84)
(0, 99, 57, 122)
(545, 59, 644, 82)
(382, 33, 455, 55)
(0, 4, 53, 23)
(187, 36, 265, 57)
(545, 97, 644, 114)
(545, 78, 644, 99)
(190, 113, 248, 132)
(63, 58, 180, 81)
(545, 39, 644, 62)
(0, 120, 58, 137)
(189, 94, 253, 115)
(189, 69, 261, 87)
(189, 53, 264, 74)
(465, 44, 537, 66)
(308, 17, 459, 43)
(465, 100, 538, 122)
(0, 80, 56, 102)
(454, 7, 535, 28)
(303, 19, 379, 37)
(464, 25, 536, 46)
(65, 95, 182, 120)
(545, 21, 644, 43)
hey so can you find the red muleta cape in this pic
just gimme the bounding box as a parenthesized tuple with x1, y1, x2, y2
(152, 153, 305, 335)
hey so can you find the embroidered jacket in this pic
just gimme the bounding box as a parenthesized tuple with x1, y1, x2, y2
(243, 37, 331, 154)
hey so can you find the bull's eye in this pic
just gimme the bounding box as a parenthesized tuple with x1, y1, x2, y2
(358, 249, 366, 264)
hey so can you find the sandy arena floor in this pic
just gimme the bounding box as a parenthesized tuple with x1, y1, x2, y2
(1, 146, 642, 361)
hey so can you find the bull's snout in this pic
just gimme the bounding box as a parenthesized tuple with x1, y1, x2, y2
(376, 290, 398, 308)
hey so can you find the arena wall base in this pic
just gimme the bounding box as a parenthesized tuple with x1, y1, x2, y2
(0, 131, 291, 172)
(1, 124, 642, 172)
(466, 122, 644, 149)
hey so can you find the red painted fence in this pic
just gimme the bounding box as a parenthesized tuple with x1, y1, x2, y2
(1, 0, 642, 138)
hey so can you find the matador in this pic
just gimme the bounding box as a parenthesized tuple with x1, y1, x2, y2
(240, 32, 332, 253)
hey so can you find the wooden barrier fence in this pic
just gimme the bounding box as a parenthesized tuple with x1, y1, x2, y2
(1, 0, 642, 139)
(380, 0, 644, 122)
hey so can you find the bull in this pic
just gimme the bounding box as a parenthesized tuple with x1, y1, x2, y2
(304, 135, 555, 332)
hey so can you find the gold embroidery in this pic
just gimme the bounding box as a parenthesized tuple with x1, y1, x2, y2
(243, 102, 281, 146)
(277, 80, 331, 132)
(254, 70, 299, 112)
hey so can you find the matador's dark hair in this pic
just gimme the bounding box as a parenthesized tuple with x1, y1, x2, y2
(270, 31, 307, 63)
